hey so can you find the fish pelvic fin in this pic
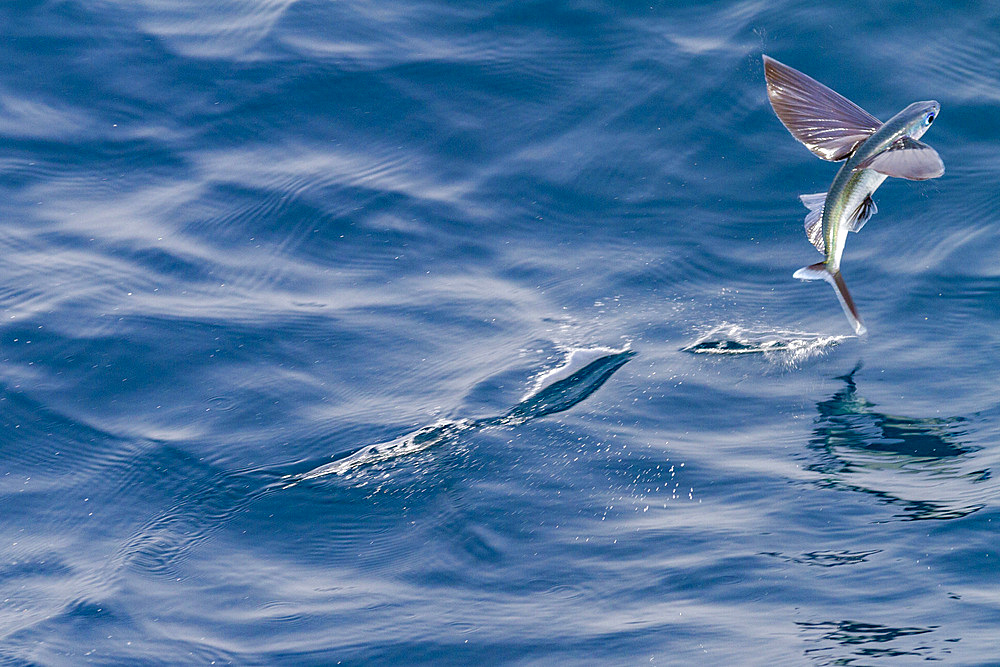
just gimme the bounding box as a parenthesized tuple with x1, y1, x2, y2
(793, 262, 867, 335)
(848, 194, 877, 233)
(799, 192, 826, 253)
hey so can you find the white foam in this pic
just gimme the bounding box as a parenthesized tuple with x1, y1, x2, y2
(682, 323, 850, 365)
(291, 419, 473, 483)
(522, 345, 630, 401)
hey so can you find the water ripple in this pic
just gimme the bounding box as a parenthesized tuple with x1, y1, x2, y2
(133, 0, 299, 60)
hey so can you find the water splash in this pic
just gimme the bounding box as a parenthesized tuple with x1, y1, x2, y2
(288, 346, 634, 484)
(681, 323, 850, 365)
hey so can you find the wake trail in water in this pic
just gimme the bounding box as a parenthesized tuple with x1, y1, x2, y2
(105, 346, 633, 578)
(287, 346, 634, 484)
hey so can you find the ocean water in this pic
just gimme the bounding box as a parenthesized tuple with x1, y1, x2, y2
(2, 0, 999, 663)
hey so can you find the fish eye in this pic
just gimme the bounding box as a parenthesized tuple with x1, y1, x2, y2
(925, 113, 935, 125)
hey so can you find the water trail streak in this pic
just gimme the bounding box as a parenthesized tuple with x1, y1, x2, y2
(288, 347, 634, 483)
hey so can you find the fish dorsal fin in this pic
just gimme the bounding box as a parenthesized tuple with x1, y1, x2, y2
(763, 55, 882, 161)
(857, 136, 944, 180)
(799, 192, 826, 253)
(848, 195, 877, 233)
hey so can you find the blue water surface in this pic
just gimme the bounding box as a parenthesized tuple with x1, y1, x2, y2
(2, 1, 999, 663)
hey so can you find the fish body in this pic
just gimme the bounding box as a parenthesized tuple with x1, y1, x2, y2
(763, 55, 943, 334)
(819, 151, 887, 273)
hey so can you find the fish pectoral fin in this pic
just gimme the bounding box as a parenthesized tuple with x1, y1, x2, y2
(847, 195, 877, 233)
(763, 55, 882, 161)
(857, 136, 944, 180)
(804, 209, 826, 252)
(799, 192, 827, 253)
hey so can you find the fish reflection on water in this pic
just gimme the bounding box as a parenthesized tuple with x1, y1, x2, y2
(807, 367, 988, 520)
(798, 619, 939, 663)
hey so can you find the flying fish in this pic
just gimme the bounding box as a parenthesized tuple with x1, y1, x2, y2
(763, 55, 943, 334)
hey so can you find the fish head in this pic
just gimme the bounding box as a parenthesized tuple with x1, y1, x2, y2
(899, 100, 940, 140)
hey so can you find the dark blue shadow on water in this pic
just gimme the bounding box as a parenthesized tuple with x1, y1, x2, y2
(487, 348, 635, 426)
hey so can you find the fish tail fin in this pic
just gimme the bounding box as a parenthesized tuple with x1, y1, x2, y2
(793, 262, 867, 335)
